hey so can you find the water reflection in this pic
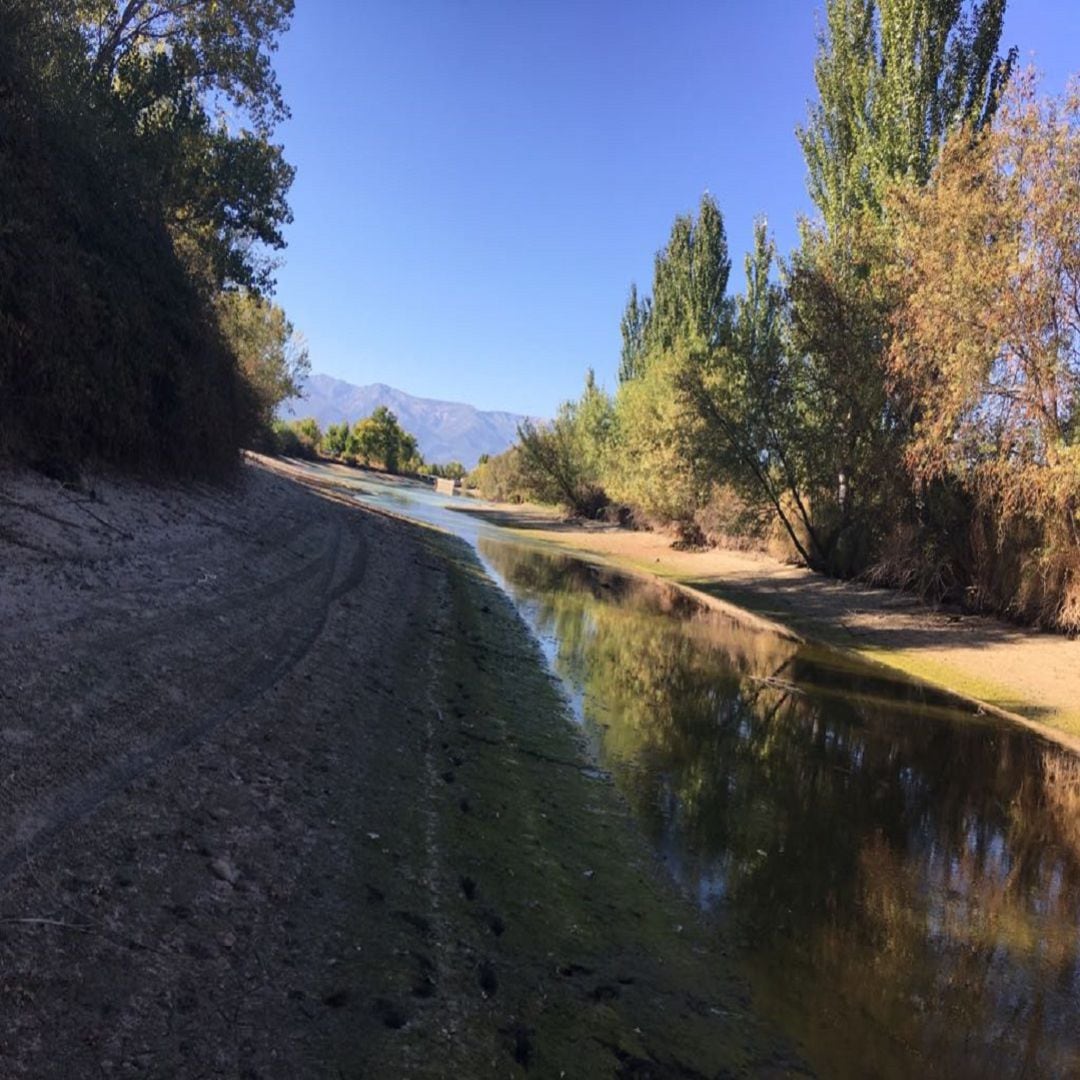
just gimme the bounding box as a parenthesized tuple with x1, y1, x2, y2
(481, 540, 1080, 1079)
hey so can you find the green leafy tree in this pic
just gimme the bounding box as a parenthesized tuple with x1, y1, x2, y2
(648, 193, 731, 354)
(608, 196, 734, 526)
(321, 421, 351, 458)
(606, 347, 712, 528)
(618, 193, 732, 388)
(680, 223, 811, 559)
(0, 1, 246, 475)
(619, 284, 652, 384)
(215, 290, 309, 434)
(798, 0, 1014, 229)
(430, 461, 467, 481)
(468, 446, 530, 502)
(347, 406, 421, 474)
(270, 417, 319, 459)
(73, 0, 296, 292)
(293, 416, 321, 446)
(79, 1, 291, 123)
(781, 0, 1013, 571)
(518, 371, 615, 517)
(784, 213, 901, 570)
(576, 369, 616, 481)
(399, 431, 423, 473)
(672, 219, 888, 568)
(641, 194, 733, 364)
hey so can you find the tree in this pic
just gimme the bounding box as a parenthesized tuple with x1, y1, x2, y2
(398, 430, 422, 473)
(617, 194, 733, 389)
(0, 0, 247, 476)
(348, 407, 421, 474)
(79, 0, 292, 128)
(679, 222, 822, 564)
(783, 212, 901, 570)
(270, 416, 319, 459)
(429, 461, 467, 481)
(887, 76, 1080, 626)
(798, 0, 1014, 229)
(468, 446, 530, 503)
(608, 196, 734, 527)
(517, 371, 614, 517)
(646, 193, 732, 359)
(576, 369, 616, 481)
(783, 0, 1013, 571)
(215, 290, 309, 433)
(321, 421, 351, 458)
(607, 346, 713, 528)
(293, 416, 321, 446)
(73, 1, 296, 292)
(619, 284, 652, 384)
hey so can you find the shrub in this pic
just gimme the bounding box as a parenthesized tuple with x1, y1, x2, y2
(270, 419, 320, 460)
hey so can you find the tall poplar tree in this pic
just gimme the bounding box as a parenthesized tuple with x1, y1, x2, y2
(783, 0, 1013, 572)
(608, 195, 734, 526)
(798, 0, 1014, 229)
(646, 193, 732, 354)
(617, 193, 732, 383)
(618, 285, 651, 384)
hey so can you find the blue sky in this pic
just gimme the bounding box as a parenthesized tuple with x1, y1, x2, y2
(273, 1, 1080, 418)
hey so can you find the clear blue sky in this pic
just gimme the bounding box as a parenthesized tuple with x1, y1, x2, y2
(273, 1, 1080, 418)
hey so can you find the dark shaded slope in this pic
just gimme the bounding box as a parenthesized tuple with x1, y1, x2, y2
(0, 7, 245, 476)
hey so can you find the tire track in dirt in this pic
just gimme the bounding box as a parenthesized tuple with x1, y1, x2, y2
(0, 461, 807, 1077)
(0, 464, 446, 1078)
(0, 486, 370, 883)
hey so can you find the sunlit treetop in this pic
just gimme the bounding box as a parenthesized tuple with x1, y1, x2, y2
(75, 0, 293, 131)
(799, 0, 1015, 229)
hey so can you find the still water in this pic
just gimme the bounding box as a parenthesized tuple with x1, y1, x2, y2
(307, 464, 1080, 1077)
(481, 542, 1080, 1079)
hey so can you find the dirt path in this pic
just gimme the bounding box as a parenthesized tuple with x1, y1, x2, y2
(459, 506, 1080, 746)
(0, 463, 800, 1077)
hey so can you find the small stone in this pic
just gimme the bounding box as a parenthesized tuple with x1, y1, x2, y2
(209, 856, 239, 885)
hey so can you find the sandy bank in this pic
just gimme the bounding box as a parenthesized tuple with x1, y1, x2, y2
(459, 504, 1080, 747)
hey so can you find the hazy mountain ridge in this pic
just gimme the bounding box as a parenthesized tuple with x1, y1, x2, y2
(282, 373, 535, 468)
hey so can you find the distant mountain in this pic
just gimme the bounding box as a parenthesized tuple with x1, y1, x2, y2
(281, 373, 535, 469)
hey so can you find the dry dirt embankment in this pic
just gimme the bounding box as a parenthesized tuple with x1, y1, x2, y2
(460, 506, 1080, 747)
(0, 461, 800, 1078)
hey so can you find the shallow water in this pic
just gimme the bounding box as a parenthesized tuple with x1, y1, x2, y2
(303, 464, 1080, 1077)
(481, 543, 1080, 1079)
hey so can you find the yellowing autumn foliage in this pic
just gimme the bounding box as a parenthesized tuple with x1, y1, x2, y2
(888, 74, 1080, 627)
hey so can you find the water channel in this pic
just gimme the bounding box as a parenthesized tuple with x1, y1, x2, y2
(304, 463, 1080, 1078)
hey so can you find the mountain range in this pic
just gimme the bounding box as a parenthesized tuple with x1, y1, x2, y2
(281, 373, 534, 469)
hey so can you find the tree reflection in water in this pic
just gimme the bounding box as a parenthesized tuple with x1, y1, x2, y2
(481, 540, 1080, 1079)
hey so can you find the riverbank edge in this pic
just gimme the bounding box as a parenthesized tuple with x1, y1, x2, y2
(453, 508, 1080, 756)
(408, 526, 809, 1075)
(0, 457, 807, 1075)
(248, 455, 807, 1073)
(255, 451, 1080, 752)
